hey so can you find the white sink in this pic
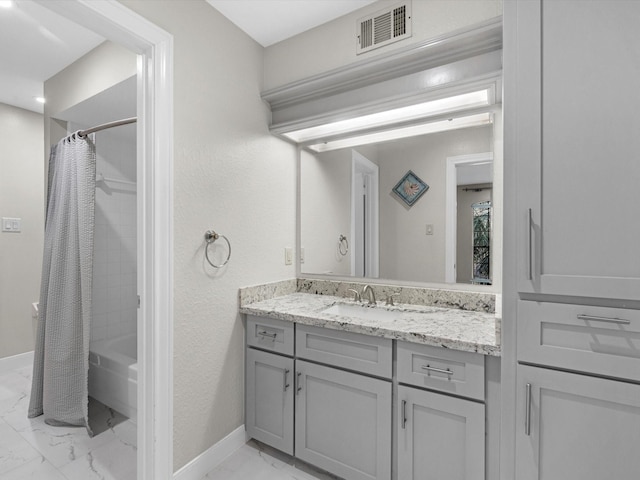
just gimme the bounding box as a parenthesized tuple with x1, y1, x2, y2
(322, 303, 399, 322)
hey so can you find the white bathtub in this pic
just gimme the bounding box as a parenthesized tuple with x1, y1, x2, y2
(89, 334, 137, 423)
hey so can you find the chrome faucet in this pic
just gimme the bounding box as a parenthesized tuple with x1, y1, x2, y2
(362, 285, 376, 305)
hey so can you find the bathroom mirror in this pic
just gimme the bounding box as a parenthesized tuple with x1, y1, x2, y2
(299, 115, 502, 288)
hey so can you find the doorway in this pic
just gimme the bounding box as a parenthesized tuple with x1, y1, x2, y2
(351, 150, 379, 278)
(35, 2, 174, 479)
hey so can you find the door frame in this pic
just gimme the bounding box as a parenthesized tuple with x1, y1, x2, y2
(36, 1, 174, 479)
(351, 150, 379, 278)
(445, 152, 493, 283)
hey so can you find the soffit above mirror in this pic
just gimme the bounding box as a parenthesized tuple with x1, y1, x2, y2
(261, 16, 502, 138)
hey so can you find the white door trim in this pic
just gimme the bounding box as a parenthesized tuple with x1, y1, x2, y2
(35, 1, 174, 479)
(445, 152, 493, 284)
(351, 150, 379, 278)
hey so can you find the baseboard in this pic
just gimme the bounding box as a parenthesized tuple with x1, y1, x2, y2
(173, 425, 248, 480)
(0, 350, 34, 374)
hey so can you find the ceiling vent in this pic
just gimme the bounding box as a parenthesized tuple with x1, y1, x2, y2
(357, 2, 412, 55)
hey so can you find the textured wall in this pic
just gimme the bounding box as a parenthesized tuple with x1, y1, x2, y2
(120, 0, 297, 470)
(0, 103, 44, 359)
(263, 0, 503, 90)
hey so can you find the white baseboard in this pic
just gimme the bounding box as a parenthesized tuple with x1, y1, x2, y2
(0, 350, 34, 374)
(173, 425, 248, 480)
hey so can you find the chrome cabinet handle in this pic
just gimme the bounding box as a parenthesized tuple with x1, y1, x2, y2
(527, 208, 533, 281)
(421, 365, 454, 376)
(577, 314, 631, 325)
(296, 372, 302, 395)
(525, 383, 532, 436)
(401, 400, 407, 429)
(258, 330, 277, 340)
(283, 369, 290, 392)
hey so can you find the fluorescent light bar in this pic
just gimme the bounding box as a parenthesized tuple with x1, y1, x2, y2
(34, 97, 46, 104)
(308, 112, 492, 153)
(0, 1, 13, 8)
(284, 89, 490, 143)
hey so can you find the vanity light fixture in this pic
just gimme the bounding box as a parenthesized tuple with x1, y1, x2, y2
(283, 89, 490, 144)
(308, 112, 492, 153)
(0, 0, 13, 8)
(34, 97, 46, 104)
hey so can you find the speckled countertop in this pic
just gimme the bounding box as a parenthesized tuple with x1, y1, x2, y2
(240, 292, 500, 356)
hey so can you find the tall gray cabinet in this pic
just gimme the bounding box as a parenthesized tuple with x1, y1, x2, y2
(506, 1, 640, 478)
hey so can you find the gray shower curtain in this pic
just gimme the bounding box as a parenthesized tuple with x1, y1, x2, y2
(29, 132, 96, 434)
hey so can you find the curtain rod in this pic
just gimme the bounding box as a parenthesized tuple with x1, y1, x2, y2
(79, 117, 137, 137)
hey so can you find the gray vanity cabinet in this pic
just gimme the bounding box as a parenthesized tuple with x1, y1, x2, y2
(515, 364, 640, 480)
(396, 342, 486, 480)
(397, 386, 485, 480)
(512, 0, 640, 301)
(245, 347, 294, 455)
(295, 359, 392, 480)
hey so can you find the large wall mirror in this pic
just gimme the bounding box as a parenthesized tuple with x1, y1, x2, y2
(299, 108, 502, 289)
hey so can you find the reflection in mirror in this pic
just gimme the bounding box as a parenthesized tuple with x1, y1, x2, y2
(300, 119, 500, 287)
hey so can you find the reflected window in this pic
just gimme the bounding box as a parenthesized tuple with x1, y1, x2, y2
(472, 201, 491, 285)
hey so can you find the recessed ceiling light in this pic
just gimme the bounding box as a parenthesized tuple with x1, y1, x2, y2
(34, 97, 46, 104)
(0, 1, 14, 9)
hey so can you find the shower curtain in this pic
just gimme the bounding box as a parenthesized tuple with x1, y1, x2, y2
(29, 132, 96, 434)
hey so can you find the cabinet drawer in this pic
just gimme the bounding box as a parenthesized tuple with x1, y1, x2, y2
(246, 316, 294, 356)
(296, 324, 392, 378)
(397, 342, 485, 401)
(518, 300, 640, 381)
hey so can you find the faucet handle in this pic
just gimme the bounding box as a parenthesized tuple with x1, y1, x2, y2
(385, 293, 399, 306)
(347, 289, 361, 302)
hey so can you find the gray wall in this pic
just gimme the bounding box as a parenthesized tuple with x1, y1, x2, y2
(0, 103, 44, 359)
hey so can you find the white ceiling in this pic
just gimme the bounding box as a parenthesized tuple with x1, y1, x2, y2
(0, 0, 104, 113)
(0, 0, 377, 114)
(206, 0, 378, 47)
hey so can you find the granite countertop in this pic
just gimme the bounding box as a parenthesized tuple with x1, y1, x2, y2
(240, 292, 500, 356)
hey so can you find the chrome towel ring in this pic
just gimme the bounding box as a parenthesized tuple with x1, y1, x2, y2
(204, 230, 231, 268)
(339, 234, 349, 256)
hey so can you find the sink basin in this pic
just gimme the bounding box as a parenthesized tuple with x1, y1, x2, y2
(322, 303, 399, 322)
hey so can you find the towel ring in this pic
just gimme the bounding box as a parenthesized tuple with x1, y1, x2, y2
(339, 234, 349, 256)
(204, 230, 231, 268)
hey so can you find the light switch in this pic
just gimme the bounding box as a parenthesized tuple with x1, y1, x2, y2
(2, 217, 22, 233)
(426, 224, 434, 235)
(300, 247, 305, 263)
(284, 247, 293, 265)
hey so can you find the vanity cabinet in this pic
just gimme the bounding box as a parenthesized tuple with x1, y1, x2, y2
(512, 0, 640, 301)
(295, 359, 392, 480)
(245, 345, 294, 454)
(515, 364, 640, 480)
(397, 342, 486, 480)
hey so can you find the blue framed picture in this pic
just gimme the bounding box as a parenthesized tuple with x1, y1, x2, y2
(392, 170, 429, 207)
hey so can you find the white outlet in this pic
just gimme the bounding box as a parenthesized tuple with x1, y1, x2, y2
(284, 247, 293, 265)
(300, 247, 305, 263)
(426, 224, 434, 235)
(2, 217, 21, 233)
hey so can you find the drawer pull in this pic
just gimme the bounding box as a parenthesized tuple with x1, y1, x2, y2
(296, 372, 302, 395)
(577, 314, 631, 325)
(258, 330, 277, 340)
(401, 400, 407, 429)
(525, 383, 532, 436)
(283, 369, 290, 392)
(421, 365, 454, 376)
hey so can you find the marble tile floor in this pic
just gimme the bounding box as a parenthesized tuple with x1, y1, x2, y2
(200, 440, 341, 480)
(0, 364, 137, 480)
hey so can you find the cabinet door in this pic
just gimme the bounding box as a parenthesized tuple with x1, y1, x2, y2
(515, 364, 640, 480)
(295, 360, 391, 480)
(397, 385, 485, 480)
(245, 348, 294, 454)
(513, 0, 640, 300)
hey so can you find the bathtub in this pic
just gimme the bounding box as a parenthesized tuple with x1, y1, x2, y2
(89, 334, 137, 423)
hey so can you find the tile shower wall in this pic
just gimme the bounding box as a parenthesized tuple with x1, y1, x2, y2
(90, 125, 137, 343)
